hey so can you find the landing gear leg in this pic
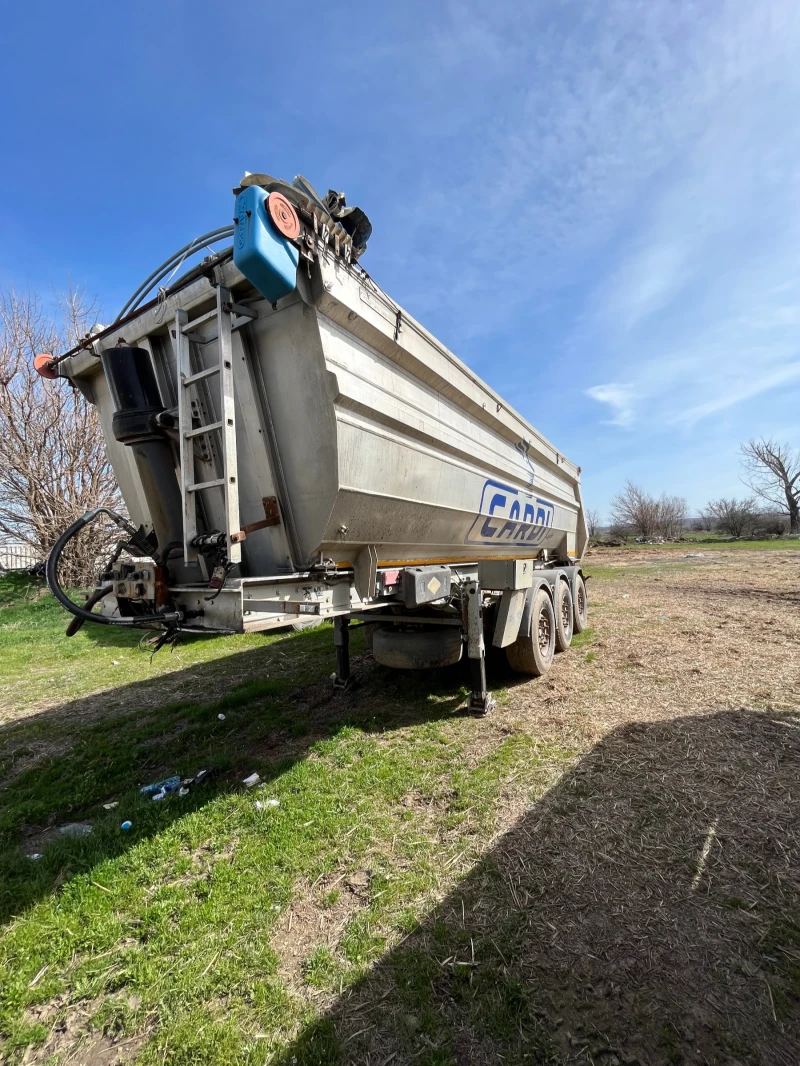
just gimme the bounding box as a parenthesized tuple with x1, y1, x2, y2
(333, 615, 352, 691)
(464, 579, 495, 716)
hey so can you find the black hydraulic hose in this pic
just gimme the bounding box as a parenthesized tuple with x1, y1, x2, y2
(65, 584, 113, 636)
(46, 508, 183, 628)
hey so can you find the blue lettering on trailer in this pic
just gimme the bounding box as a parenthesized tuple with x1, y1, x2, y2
(465, 479, 555, 546)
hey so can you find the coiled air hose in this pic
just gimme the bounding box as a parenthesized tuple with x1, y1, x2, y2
(46, 507, 183, 628)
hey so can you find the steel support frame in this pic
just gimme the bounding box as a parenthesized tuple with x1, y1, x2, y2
(463, 578, 495, 716)
(333, 615, 352, 691)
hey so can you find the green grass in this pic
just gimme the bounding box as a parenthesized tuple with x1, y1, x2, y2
(0, 574, 573, 1064)
(604, 537, 800, 552)
(0, 571, 334, 716)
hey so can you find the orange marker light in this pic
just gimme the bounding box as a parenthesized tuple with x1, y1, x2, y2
(34, 353, 58, 380)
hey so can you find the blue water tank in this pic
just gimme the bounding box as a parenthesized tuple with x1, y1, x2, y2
(233, 186, 299, 303)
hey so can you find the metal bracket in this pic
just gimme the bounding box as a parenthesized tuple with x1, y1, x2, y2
(354, 545, 378, 602)
(241, 496, 281, 535)
(492, 588, 527, 648)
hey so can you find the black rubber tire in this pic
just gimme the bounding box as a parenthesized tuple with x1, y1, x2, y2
(372, 626, 463, 669)
(505, 588, 555, 676)
(554, 579, 574, 652)
(573, 575, 589, 633)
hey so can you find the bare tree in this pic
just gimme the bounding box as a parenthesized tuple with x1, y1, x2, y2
(656, 494, 687, 541)
(741, 437, 800, 533)
(695, 508, 715, 532)
(610, 482, 659, 539)
(610, 482, 687, 541)
(586, 508, 601, 540)
(0, 287, 122, 587)
(703, 497, 758, 538)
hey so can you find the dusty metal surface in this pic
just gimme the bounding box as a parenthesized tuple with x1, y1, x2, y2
(63, 235, 586, 631)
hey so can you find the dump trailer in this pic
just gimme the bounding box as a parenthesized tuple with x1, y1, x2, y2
(40, 172, 588, 713)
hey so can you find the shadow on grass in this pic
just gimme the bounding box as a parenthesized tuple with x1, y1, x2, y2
(276, 707, 800, 1066)
(0, 618, 536, 925)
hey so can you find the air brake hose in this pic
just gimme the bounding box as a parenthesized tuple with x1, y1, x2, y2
(46, 508, 183, 628)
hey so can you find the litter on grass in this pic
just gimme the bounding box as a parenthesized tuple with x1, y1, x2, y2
(217, 713, 226, 721)
(102, 801, 118, 810)
(59, 823, 92, 838)
(243, 773, 261, 788)
(140, 775, 181, 797)
(121, 821, 132, 831)
(182, 769, 212, 788)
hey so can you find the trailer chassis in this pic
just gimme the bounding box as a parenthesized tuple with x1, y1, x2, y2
(111, 558, 585, 715)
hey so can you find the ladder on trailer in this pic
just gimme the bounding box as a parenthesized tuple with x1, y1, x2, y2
(175, 286, 254, 565)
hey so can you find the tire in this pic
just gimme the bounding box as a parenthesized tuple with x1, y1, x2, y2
(554, 579, 574, 652)
(372, 626, 463, 669)
(573, 575, 589, 633)
(505, 588, 555, 676)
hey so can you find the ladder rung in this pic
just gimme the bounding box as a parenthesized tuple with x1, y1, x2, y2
(183, 365, 220, 386)
(187, 478, 225, 492)
(184, 420, 223, 439)
(181, 308, 218, 333)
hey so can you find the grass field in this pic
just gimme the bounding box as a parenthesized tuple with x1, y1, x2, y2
(1, 547, 799, 1065)
(610, 534, 800, 551)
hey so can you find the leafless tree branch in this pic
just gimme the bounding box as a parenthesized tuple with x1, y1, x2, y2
(0, 287, 122, 586)
(701, 497, 758, 538)
(740, 438, 800, 532)
(610, 482, 687, 541)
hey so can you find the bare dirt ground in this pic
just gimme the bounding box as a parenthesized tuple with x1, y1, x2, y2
(278, 547, 800, 1065)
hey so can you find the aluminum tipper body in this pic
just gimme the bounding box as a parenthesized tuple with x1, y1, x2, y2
(47, 174, 588, 713)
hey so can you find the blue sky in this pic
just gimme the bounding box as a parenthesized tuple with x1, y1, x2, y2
(2, 0, 798, 518)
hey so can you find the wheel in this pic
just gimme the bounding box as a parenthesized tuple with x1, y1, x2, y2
(554, 579, 573, 652)
(505, 588, 555, 676)
(573, 575, 588, 633)
(372, 626, 463, 669)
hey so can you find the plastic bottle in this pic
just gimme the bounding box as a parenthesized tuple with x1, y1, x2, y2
(140, 775, 181, 796)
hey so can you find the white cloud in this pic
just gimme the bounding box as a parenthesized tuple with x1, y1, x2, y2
(585, 384, 637, 428)
(671, 361, 800, 427)
(355, 1, 800, 445)
(574, 2, 800, 433)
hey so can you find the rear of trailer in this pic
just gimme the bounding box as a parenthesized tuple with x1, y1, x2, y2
(43, 172, 588, 713)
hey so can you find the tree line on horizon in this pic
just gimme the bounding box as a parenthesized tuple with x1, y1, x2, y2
(587, 438, 800, 543)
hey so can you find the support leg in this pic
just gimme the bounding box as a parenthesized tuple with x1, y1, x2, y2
(464, 579, 495, 716)
(333, 615, 352, 690)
